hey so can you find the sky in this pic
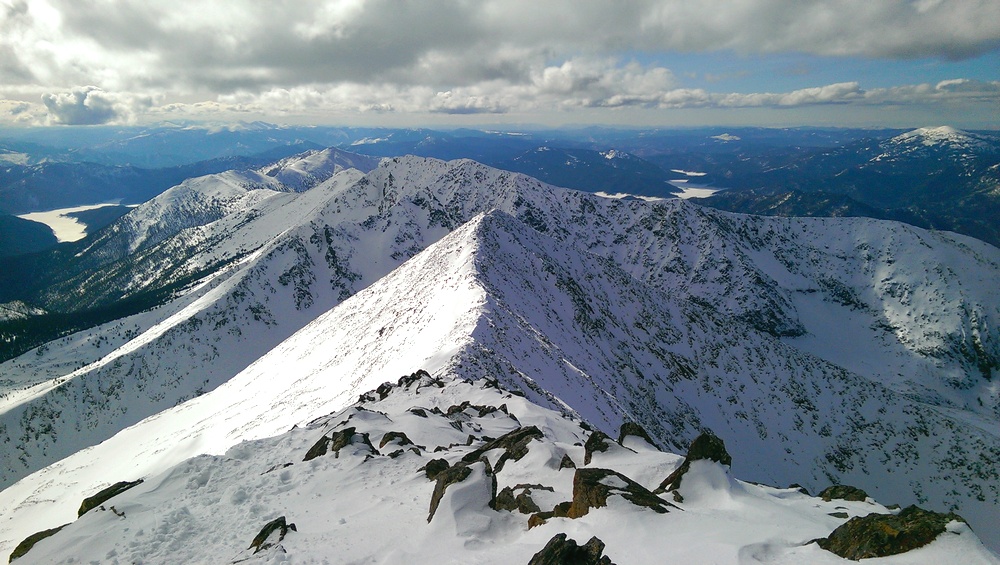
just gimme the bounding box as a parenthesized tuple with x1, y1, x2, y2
(0, 0, 998, 129)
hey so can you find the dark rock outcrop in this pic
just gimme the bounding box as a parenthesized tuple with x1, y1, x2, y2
(303, 427, 377, 461)
(656, 432, 731, 493)
(427, 459, 496, 522)
(816, 506, 966, 560)
(527, 533, 615, 565)
(566, 468, 675, 519)
(421, 458, 450, 480)
(249, 516, 296, 554)
(78, 479, 144, 517)
(496, 486, 543, 514)
(9, 524, 68, 563)
(558, 454, 576, 470)
(461, 426, 543, 473)
(617, 422, 659, 450)
(818, 485, 869, 503)
(379, 431, 413, 449)
(583, 431, 612, 465)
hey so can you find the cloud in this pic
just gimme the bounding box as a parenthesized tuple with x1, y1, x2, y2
(40, 86, 152, 125)
(5, 0, 997, 97)
(1, 1, 996, 126)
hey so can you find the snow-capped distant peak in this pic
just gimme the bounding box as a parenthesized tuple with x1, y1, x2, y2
(601, 149, 624, 159)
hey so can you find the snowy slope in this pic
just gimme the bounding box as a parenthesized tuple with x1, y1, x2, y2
(8, 374, 998, 565)
(44, 147, 381, 309)
(256, 146, 380, 191)
(1, 211, 998, 559)
(2, 156, 999, 552)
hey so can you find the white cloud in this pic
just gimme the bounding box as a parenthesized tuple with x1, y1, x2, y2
(40, 86, 152, 125)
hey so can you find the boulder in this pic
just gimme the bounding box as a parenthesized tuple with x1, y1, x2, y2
(427, 458, 496, 522)
(816, 505, 967, 560)
(617, 422, 659, 450)
(249, 516, 296, 554)
(527, 533, 615, 565)
(9, 525, 68, 563)
(78, 479, 144, 517)
(302, 427, 377, 461)
(656, 432, 731, 493)
(379, 431, 414, 449)
(818, 484, 869, 502)
(567, 468, 675, 518)
(421, 458, 450, 480)
(461, 426, 543, 472)
(583, 431, 612, 465)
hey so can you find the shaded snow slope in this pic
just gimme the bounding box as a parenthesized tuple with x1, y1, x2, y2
(1, 211, 998, 558)
(7, 375, 998, 564)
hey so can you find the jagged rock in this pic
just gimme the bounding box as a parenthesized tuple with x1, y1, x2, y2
(461, 426, 543, 472)
(379, 431, 413, 449)
(397, 369, 431, 388)
(249, 516, 296, 554)
(495, 486, 543, 514)
(427, 459, 496, 522)
(816, 506, 967, 560)
(656, 432, 731, 493)
(78, 479, 144, 517)
(567, 468, 675, 518)
(618, 422, 659, 450)
(375, 382, 393, 400)
(559, 454, 576, 470)
(421, 458, 450, 480)
(302, 427, 377, 461)
(9, 524, 68, 563)
(584, 431, 612, 465)
(527, 533, 615, 565)
(819, 485, 869, 502)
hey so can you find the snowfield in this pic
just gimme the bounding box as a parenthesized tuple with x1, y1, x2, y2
(1, 152, 999, 561)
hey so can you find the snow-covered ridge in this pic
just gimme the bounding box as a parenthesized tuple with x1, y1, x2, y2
(7, 374, 998, 564)
(1, 155, 999, 554)
(2, 208, 999, 557)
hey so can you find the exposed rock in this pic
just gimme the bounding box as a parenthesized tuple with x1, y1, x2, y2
(559, 454, 576, 470)
(584, 431, 612, 465)
(375, 382, 393, 400)
(656, 432, 731, 493)
(527, 533, 615, 565)
(78, 479, 144, 517)
(397, 369, 431, 388)
(819, 485, 869, 503)
(816, 505, 967, 560)
(408, 407, 428, 418)
(421, 458, 450, 480)
(427, 459, 496, 522)
(9, 524, 68, 563)
(618, 422, 659, 450)
(302, 427, 377, 461)
(461, 426, 543, 472)
(788, 483, 810, 495)
(495, 486, 542, 514)
(379, 431, 413, 449)
(567, 468, 676, 518)
(249, 516, 296, 554)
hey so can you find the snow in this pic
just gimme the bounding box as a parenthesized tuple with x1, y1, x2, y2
(2, 154, 1000, 559)
(7, 376, 997, 564)
(16, 202, 130, 242)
